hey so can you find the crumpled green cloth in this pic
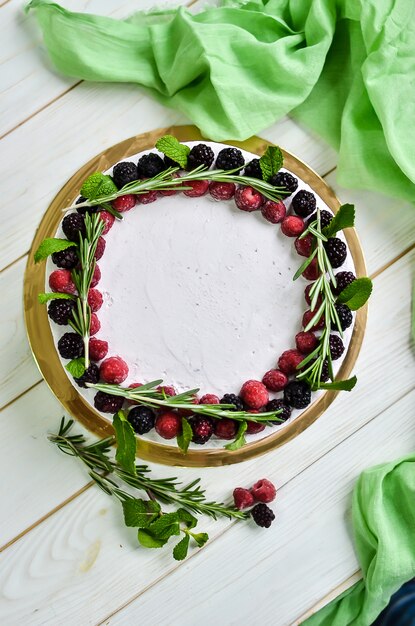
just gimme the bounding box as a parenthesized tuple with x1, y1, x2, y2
(26, 0, 415, 203)
(303, 453, 415, 626)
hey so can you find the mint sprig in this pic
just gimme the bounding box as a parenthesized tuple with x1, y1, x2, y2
(225, 421, 248, 451)
(38, 292, 75, 304)
(177, 417, 193, 453)
(155, 135, 190, 169)
(259, 146, 283, 182)
(337, 277, 372, 310)
(113, 410, 137, 476)
(323, 203, 355, 238)
(81, 171, 118, 201)
(65, 357, 86, 378)
(317, 376, 357, 392)
(34, 237, 76, 263)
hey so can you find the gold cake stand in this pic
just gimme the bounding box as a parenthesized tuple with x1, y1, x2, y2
(24, 125, 367, 467)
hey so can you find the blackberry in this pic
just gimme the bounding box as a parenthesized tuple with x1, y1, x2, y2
(189, 416, 214, 444)
(75, 195, 100, 215)
(128, 406, 155, 435)
(251, 503, 275, 528)
(74, 363, 100, 388)
(57, 332, 84, 359)
(269, 171, 298, 195)
(137, 153, 165, 178)
(243, 159, 263, 180)
(324, 238, 347, 268)
(48, 299, 75, 325)
(307, 209, 333, 229)
(94, 391, 124, 414)
(51, 247, 79, 269)
(283, 381, 311, 409)
(163, 155, 180, 169)
(112, 161, 138, 189)
(306, 359, 329, 382)
(62, 213, 86, 243)
(215, 147, 245, 172)
(329, 335, 345, 360)
(265, 399, 291, 423)
(334, 271, 356, 296)
(187, 144, 215, 170)
(220, 393, 245, 411)
(334, 304, 353, 331)
(292, 190, 316, 217)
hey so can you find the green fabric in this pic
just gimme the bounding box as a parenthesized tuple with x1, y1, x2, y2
(303, 453, 415, 626)
(26, 0, 415, 203)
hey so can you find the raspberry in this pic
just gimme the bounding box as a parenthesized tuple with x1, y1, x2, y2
(137, 190, 158, 204)
(208, 181, 236, 201)
(243, 159, 263, 179)
(159, 173, 180, 196)
(278, 349, 304, 375)
(157, 385, 176, 397)
(302, 258, 321, 281)
(281, 215, 305, 237)
(284, 380, 311, 409)
(112, 161, 138, 189)
(234, 186, 264, 212)
(74, 363, 100, 388)
(215, 147, 245, 172)
(183, 179, 209, 197)
(304, 284, 323, 307)
(111, 194, 136, 213)
(295, 234, 314, 257)
(269, 171, 298, 195)
(295, 331, 318, 354)
(126, 382, 143, 406)
(155, 411, 182, 439)
(251, 478, 276, 503)
(94, 391, 124, 413)
(189, 416, 214, 444)
(251, 503, 275, 528)
(137, 153, 165, 178)
(100, 356, 129, 384)
(266, 399, 291, 422)
(98, 211, 115, 235)
(333, 271, 356, 296)
(214, 418, 238, 440)
(324, 238, 347, 268)
(334, 304, 353, 331)
(48, 299, 75, 325)
(176, 394, 199, 417)
(128, 406, 155, 434)
(240, 380, 269, 409)
(89, 338, 108, 361)
(262, 369, 288, 392)
(233, 487, 254, 510)
(261, 200, 286, 224)
(94, 237, 106, 261)
(307, 209, 333, 229)
(88, 289, 103, 312)
(49, 269, 77, 295)
(51, 247, 78, 269)
(303, 309, 325, 331)
(62, 213, 86, 242)
(90, 265, 101, 288)
(246, 420, 266, 434)
(89, 313, 100, 336)
(187, 144, 214, 170)
(220, 394, 244, 411)
(292, 190, 316, 217)
(199, 394, 220, 405)
(329, 335, 345, 360)
(58, 332, 84, 359)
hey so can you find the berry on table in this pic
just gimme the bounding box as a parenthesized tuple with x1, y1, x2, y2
(47, 299, 75, 325)
(251, 503, 275, 528)
(87, 289, 103, 312)
(334, 303, 353, 331)
(128, 406, 155, 435)
(261, 200, 286, 224)
(155, 411, 182, 439)
(74, 363, 100, 388)
(284, 380, 312, 409)
(94, 237, 106, 261)
(111, 194, 136, 213)
(220, 394, 244, 411)
(112, 161, 138, 189)
(278, 349, 304, 375)
(295, 234, 314, 257)
(89, 338, 108, 361)
(94, 391, 124, 413)
(295, 331, 318, 354)
(187, 144, 214, 170)
(199, 393, 220, 405)
(333, 271, 356, 296)
(233, 487, 254, 510)
(215, 147, 245, 172)
(234, 186, 264, 212)
(329, 335, 345, 360)
(189, 416, 214, 444)
(302, 257, 321, 281)
(58, 332, 84, 359)
(251, 479, 276, 503)
(324, 238, 347, 268)
(281, 215, 305, 237)
(62, 213, 86, 242)
(240, 380, 269, 409)
(90, 265, 101, 288)
(49, 269, 77, 295)
(292, 190, 316, 217)
(99, 356, 129, 384)
(262, 369, 288, 392)
(307, 209, 333, 229)
(51, 247, 78, 269)
(137, 153, 165, 178)
(302, 309, 325, 331)
(269, 171, 298, 195)
(98, 211, 115, 235)
(183, 179, 209, 197)
(208, 181, 236, 200)
(214, 418, 238, 440)
(266, 399, 291, 422)
(89, 313, 100, 336)
(243, 159, 263, 179)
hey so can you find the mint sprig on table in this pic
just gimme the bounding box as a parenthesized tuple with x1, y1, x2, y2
(49, 416, 248, 561)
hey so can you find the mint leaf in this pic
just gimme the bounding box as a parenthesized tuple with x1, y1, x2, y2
(337, 277, 372, 310)
(122, 498, 161, 528)
(137, 528, 168, 549)
(259, 146, 283, 182)
(38, 292, 75, 304)
(113, 411, 137, 475)
(147, 512, 180, 540)
(173, 534, 190, 561)
(323, 204, 355, 237)
(34, 238, 76, 263)
(225, 421, 247, 451)
(177, 418, 193, 454)
(177, 508, 197, 529)
(155, 135, 190, 169)
(65, 357, 86, 378)
(81, 172, 118, 200)
(191, 532, 209, 548)
(318, 376, 357, 391)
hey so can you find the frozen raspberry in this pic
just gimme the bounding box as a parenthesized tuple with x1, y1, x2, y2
(209, 181, 236, 200)
(214, 418, 238, 440)
(262, 369, 288, 392)
(302, 257, 321, 281)
(176, 394, 199, 417)
(261, 200, 286, 224)
(111, 194, 136, 213)
(49, 269, 77, 295)
(295, 234, 314, 257)
(126, 382, 143, 406)
(234, 186, 264, 212)
(137, 189, 158, 204)
(155, 411, 182, 439)
(251, 503, 275, 528)
(303, 309, 325, 331)
(304, 283, 323, 307)
(251, 478, 276, 503)
(94, 237, 106, 261)
(87, 289, 103, 312)
(159, 172, 180, 196)
(281, 215, 305, 237)
(189, 416, 214, 444)
(89, 338, 108, 361)
(233, 487, 254, 510)
(329, 334, 345, 360)
(199, 394, 220, 405)
(100, 356, 129, 384)
(89, 313, 100, 336)
(157, 385, 176, 397)
(94, 391, 124, 414)
(295, 331, 318, 354)
(246, 420, 266, 434)
(240, 380, 269, 409)
(98, 211, 115, 235)
(278, 349, 304, 375)
(183, 179, 209, 197)
(90, 264, 101, 288)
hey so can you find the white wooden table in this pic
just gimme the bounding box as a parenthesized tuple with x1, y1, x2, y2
(1, 1, 414, 624)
